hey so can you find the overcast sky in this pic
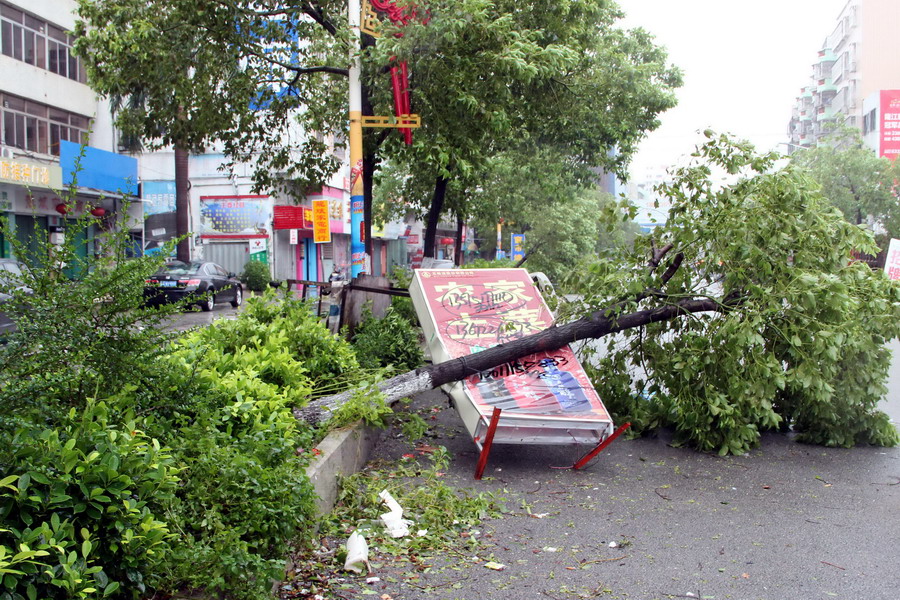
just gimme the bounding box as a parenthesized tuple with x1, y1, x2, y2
(618, 0, 849, 178)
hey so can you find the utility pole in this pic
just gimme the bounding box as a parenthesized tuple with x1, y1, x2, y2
(348, 0, 368, 278)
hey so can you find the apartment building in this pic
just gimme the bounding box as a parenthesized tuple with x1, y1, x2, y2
(788, 0, 900, 150)
(0, 0, 140, 271)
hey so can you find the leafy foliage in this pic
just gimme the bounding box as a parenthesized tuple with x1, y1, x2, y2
(351, 307, 424, 373)
(73, 0, 348, 196)
(0, 198, 181, 423)
(574, 133, 900, 454)
(324, 448, 503, 556)
(240, 260, 271, 292)
(0, 400, 178, 599)
(368, 0, 680, 257)
(789, 124, 900, 247)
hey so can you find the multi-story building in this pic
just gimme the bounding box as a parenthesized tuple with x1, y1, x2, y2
(0, 0, 140, 272)
(2, 1, 410, 284)
(788, 0, 900, 150)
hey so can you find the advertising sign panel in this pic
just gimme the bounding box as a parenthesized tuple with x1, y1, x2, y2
(200, 195, 272, 235)
(312, 199, 331, 243)
(885, 238, 900, 280)
(511, 233, 525, 262)
(880, 90, 900, 160)
(410, 269, 612, 447)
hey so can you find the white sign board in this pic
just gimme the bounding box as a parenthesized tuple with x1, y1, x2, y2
(289, 229, 299, 245)
(885, 238, 900, 280)
(249, 238, 267, 254)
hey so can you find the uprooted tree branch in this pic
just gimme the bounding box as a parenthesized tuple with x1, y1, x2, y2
(298, 134, 900, 455)
(296, 244, 738, 426)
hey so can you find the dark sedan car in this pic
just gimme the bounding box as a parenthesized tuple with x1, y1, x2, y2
(0, 259, 31, 337)
(145, 260, 243, 311)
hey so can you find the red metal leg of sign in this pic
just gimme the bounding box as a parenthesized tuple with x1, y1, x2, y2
(572, 422, 631, 470)
(400, 61, 412, 145)
(390, 66, 404, 120)
(474, 408, 502, 480)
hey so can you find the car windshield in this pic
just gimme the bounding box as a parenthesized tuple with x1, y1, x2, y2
(157, 261, 203, 276)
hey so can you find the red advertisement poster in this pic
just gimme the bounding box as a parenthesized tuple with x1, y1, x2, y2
(879, 90, 900, 160)
(413, 269, 610, 422)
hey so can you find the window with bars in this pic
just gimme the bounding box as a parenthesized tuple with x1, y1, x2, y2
(1, 92, 89, 155)
(0, 2, 84, 83)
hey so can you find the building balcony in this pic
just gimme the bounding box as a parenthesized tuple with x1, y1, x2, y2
(816, 106, 837, 121)
(817, 78, 837, 93)
(817, 48, 837, 63)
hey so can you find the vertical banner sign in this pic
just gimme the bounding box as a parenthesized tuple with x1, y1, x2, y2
(289, 229, 299, 245)
(511, 233, 525, 262)
(312, 199, 332, 243)
(885, 238, 900, 280)
(880, 90, 900, 160)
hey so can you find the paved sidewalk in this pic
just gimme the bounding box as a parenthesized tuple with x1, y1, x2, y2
(362, 389, 900, 600)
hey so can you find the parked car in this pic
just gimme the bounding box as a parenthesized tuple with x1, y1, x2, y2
(144, 260, 243, 311)
(0, 258, 32, 337)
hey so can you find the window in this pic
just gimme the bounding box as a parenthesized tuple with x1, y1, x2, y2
(1, 92, 90, 155)
(0, 2, 84, 83)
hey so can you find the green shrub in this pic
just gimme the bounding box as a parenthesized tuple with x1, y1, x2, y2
(389, 267, 419, 325)
(0, 204, 181, 421)
(0, 400, 179, 599)
(240, 260, 271, 292)
(146, 291, 363, 599)
(351, 307, 424, 373)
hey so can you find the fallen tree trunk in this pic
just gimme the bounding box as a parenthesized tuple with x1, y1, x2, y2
(295, 294, 735, 426)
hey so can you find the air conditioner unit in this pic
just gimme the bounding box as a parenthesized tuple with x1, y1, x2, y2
(0, 146, 14, 159)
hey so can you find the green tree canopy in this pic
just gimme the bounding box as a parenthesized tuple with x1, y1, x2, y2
(789, 125, 900, 246)
(74, 0, 350, 194)
(365, 0, 681, 254)
(568, 132, 900, 454)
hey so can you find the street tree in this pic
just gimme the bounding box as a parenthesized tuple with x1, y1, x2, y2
(303, 134, 900, 455)
(366, 0, 681, 257)
(789, 124, 900, 247)
(74, 0, 351, 257)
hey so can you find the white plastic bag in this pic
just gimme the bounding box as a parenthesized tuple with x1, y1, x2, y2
(344, 531, 370, 574)
(379, 490, 413, 538)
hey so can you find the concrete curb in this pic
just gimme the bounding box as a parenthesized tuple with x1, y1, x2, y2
(305, 422, 380, 515)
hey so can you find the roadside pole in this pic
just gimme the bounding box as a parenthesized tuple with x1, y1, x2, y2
(349, 0, 367, 279)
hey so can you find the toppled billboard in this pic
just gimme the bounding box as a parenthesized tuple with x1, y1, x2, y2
(409, 268, 613, 449)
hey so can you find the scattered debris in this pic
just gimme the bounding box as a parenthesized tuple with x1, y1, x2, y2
(379, 490, 412, 538)
(483, 561, 506, 571)
(344, 531, 370, 574)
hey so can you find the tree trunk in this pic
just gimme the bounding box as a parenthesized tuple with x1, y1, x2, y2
(174, 143, 191, 262)
(422, 176, 448, 259)
(363, 152, 377, 259)
(295, 295, 731, 425)
(454, 213, 464, 266)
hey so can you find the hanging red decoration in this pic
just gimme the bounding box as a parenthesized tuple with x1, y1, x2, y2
(55, 203, 68, 215)
(90, 207, 106, 217)
(440, 237, 454, 245)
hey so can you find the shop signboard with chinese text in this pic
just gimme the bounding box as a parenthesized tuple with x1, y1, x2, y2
(410, 269, 613, 447)
(880, 90, 900, 160)
(313, 199, 331, 243)
(511, 233, 525, 262)
(200, 195, 272, 235)
(0, 157, 62, 189)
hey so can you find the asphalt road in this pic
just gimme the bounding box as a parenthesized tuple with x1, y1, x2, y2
(162, 303, 900, 599)
(362, 389, 900, 600)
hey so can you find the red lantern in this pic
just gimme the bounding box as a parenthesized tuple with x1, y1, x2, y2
(55, 203, 68, 215)
(90, 207, 106, 217)
(440, 237, 454, 245)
